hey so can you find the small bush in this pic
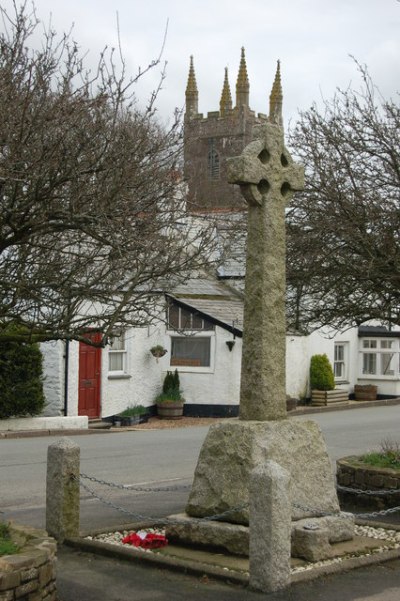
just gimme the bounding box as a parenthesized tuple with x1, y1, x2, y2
(0, 522, 19, 556)
(157, 369, 183, 403)
(119, 404, 147, 416)
(0, 333, 45, 419)
(310, 354, 335, 391)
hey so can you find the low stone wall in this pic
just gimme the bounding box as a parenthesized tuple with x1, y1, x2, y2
(337, 457, 400, 510)
(0, 416, 88, 432)
(0, 523, 57, 601)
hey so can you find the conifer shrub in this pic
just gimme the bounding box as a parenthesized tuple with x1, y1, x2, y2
(157, 369, 183, 403)
(310, 354, 335, 391)
(0, 333, 45, 419)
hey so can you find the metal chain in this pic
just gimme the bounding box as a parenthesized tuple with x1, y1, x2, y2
(80, 472, 192, 493)
(293, 499, 400, 520)
(77, 472, 400, 523)
(77, 476, 249, 524)
(337, 484, 400, 496)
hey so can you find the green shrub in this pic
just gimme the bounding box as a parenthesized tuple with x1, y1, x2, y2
(157, 369, 183, 403)
(0, 522, 19, 556)
(119, 404, 147, 416)
(0, 334, 45, 419)
(310, 354, 335, 391)
(162, 371, 174, 394)
(162, 369, 180, 395)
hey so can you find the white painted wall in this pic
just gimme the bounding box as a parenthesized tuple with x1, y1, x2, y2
(101, 324, 165, 417)
(40, 321, 400, 419)
(41, 341, 64, 416)
(285, 334, 309, 399)
(160, 327, 242, 407)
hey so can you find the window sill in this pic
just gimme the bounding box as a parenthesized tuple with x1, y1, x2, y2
(358, 375, 399, 381)
(108, 374, 132, 380)
(168, 365, 215, 374)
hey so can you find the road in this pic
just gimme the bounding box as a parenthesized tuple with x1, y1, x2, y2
(1, 404, 399, 531)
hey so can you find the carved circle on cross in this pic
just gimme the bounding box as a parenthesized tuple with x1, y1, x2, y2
(227, 124, 304, 207)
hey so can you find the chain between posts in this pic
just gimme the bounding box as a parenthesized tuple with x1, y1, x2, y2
(76, 472, 400, 524)
(80, 472, 192, 493)
(77, 475, 248, 524)
(337, 484, 400, 496)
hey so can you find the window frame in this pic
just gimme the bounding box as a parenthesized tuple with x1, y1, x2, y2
(108, 331, 127, 375)
(334, 341, 349, 382)
(359, 337, 399, 379)
(167, 302, 216, 373)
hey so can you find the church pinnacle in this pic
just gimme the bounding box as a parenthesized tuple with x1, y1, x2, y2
(269, 60, 283, 127)
(185, 55, 198, 118)
(219, 67, 232, 116)
(235, 47, 250, 109)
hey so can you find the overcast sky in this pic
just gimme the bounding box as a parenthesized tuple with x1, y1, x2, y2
(2, 0, 400, 127)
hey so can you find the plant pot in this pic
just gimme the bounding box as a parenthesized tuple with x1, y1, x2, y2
(354, 384, 377, 401)
(311, 389, 349, 406)
(157, 402, 184, 420)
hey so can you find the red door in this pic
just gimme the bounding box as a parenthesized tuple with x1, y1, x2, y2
(78, 333, 102, 418)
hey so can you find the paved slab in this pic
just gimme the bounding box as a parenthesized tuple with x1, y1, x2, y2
(56, 546, 400, 601)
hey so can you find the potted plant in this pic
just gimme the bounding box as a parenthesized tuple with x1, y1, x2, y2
(354, 384, 378, 401)
(115, 404, 149, 426)
(150, 345, 168, 359)
(156, 369, 184, 420)
(310, 354, 349, 406)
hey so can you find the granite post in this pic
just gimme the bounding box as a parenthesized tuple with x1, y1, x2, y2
(46, 438, 80, 543)
(249, 461, 291, 592)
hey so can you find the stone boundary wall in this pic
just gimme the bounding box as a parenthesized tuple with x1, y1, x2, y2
(337, 457, 400, 510)
(0, 416, 88, 432)
(0, 523, 57, 601)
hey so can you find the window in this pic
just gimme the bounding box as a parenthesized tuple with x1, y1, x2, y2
(334, 342, 348, 381)
(171, 336, 211, 367)
(167, 301, 215, 370)
(108, 331, 127, 373)
(360, 338, 398, 377)
(208, 138, 220, 179)
(167, 303, 215, 332)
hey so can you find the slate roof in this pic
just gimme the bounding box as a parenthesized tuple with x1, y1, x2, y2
(168, 274, 244, 336)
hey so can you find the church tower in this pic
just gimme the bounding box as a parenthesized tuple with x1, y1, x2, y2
(184, 51, 282, 211)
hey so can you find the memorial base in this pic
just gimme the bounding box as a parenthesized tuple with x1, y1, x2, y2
(184, 419, 354, 558)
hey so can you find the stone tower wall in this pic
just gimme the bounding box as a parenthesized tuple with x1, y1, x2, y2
(184, 108, 268, 211)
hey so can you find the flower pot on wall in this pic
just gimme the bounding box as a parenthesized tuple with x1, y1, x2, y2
(354, 384, 378, 401)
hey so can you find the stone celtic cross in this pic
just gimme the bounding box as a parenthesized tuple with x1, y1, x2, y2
(227, 123, 304, 421)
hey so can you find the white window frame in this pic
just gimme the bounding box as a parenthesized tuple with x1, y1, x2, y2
(167, 301, 216, 373)
(359, 337, 399, 379)
(334, 342, 349, 382)
(108, 331, 127, 375)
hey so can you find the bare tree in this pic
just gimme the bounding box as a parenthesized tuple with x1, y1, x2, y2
(0, 2, 216, 345)
(286, 63, 400, 332)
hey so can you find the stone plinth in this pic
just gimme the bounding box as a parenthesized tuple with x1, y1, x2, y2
(186, 420, 340, 524)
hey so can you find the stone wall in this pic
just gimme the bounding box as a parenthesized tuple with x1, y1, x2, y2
(184, 108, 267, 210)
(337, 457, 400, 510)
(0, 523, 57, 601)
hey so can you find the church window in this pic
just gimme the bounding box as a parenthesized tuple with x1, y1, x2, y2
(208, 138, 220, 179)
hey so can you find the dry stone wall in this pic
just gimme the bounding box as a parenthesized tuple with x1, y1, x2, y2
(337, 457, 400, 510)
(0, 524, 57, 601)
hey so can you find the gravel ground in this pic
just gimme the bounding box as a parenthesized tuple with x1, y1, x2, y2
(115, 416, 232, 430)
(86, 524, 400, 574)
